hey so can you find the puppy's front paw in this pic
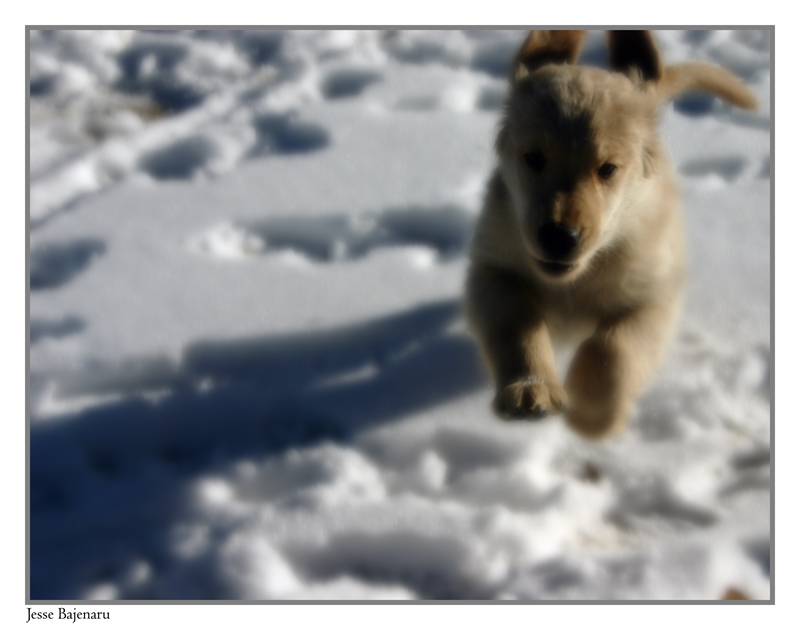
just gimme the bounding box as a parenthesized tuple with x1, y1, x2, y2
(564, 406, 629, 440)
(564, 336, 632, 439)
(492, 377, 568, 420)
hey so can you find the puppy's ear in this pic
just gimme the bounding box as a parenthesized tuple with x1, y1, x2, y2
(658, 62, 759, 111)
(607, 30, 758, 111)
(606, 30, 663, 82)
(513, 30, 587, 79)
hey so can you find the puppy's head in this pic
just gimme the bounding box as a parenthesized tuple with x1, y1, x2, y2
(495, 30, 758, 284)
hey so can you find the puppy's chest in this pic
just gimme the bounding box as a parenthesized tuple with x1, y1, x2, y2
(540, 291, 600, 344)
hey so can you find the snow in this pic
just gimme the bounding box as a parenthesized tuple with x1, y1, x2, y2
(28, 29, 771, 601)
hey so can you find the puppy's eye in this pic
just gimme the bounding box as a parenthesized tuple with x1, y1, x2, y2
(598, 163, 617, 179)
(524, 150, 546, 173)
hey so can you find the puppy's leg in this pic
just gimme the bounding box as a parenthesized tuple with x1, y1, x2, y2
(466, 264, 568, 419)
(564, 300, 679, 439)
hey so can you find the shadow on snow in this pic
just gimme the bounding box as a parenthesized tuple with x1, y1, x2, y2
(29, 299, 487, 599)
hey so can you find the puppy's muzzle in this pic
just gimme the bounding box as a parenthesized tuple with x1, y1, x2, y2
(534, 222, 582, 276)
(538, 222, 581, 259)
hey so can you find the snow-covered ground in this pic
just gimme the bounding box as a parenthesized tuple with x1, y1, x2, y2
(28, 29, 771, 601)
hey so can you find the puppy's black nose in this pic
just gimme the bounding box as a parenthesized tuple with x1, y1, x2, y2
(537, 223, 581, 260)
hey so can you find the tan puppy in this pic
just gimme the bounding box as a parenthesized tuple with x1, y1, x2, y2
(465, 30, 758, 439)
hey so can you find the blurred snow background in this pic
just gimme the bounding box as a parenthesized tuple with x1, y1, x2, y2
(28, 29, 771, 601)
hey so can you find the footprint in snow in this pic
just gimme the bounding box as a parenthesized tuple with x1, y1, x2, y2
(470, 40, 519, 78)
(30, 316, 85, 343)
(609, 478, 719, 531)
(679, 156, 748, 183)
(683, 30, 714, 47)
(320, 68, 382, 100)
(139, 136, 217, 180)
(250, 113, 330, 156)
(188, 206, 475, 264)
(30, 239, 106, 290)
(673, 91, 717, 117)
(138, 113, 327, 183)
(115, 39, 206, 115)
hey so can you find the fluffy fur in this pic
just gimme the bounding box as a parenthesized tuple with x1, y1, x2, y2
(465, 30, 757, 439)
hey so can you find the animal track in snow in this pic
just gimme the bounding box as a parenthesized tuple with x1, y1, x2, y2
(680, 156, 748, 182)
(730, 447, 770, 471)
(188, 206, 475, 263)
(321, 69, 382, 100)
(30, 316, 85, 343)
(139, 136, 217, 180)
(30, 238, 106, 290)
(635, 338, 770, 443)
(718, 446, 771, 501)
(609, 477, 719, 532)
(673, 92, 717, 117)
(136, 112, 330, 182)
(470, 41, 519, 78)
(250, 113, 330, 156)
(227, 30, 285, 66)
(683, 30, 714, 47)
(380, 31, 470, 69)
(112, 32, 254, 115)
(283, 529, 495, 599)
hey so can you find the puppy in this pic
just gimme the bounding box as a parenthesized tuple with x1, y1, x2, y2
(465, 30, 758, 439)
